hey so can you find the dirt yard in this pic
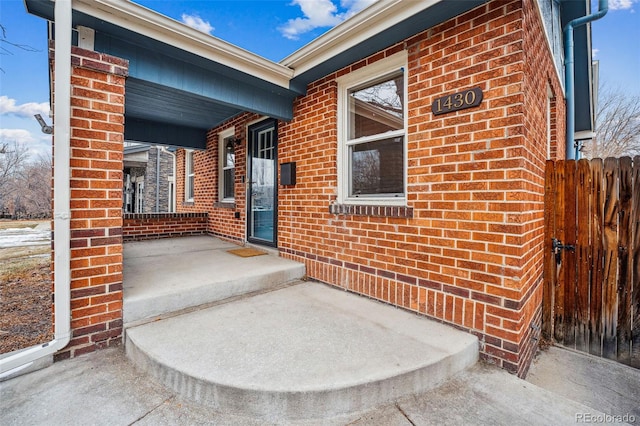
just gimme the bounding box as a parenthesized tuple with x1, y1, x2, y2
(0, 220, 53, 355)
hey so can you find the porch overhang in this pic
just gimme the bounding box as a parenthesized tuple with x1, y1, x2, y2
(25, 0, 298, 149)
(26, 0, 596, 142)
(282, 0, 489, 93)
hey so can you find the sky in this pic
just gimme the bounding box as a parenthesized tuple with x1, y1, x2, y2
(0, 0, 638, 161)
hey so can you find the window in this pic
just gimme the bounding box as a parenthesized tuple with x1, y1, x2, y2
(337, 51, 407, 205)
(185, 150, 194, 202)
(218, 128, 236, 202)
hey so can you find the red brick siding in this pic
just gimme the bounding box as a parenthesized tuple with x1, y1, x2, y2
(177, 0, 565, 376)
(277, 0, 564, 377)
(123, 213, 208, 241)
(176, 114, 261, 243)
(51, 44, 128, 361)
(513, 0, 566, 377)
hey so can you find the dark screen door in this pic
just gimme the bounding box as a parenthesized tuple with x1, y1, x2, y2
(247, 119, 277, 246)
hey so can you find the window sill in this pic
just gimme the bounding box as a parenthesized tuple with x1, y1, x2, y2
(182, 200, 194, 206)
(329, 203, 413, 218)
(214, 201, 236, 209)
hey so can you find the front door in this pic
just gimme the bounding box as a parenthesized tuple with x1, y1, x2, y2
(247, 119, 277, 246)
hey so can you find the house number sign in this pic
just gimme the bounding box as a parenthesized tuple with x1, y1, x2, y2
(431, 87, 483, 115)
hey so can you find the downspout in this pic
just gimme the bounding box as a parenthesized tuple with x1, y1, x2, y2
(0, 0, 72, 376)
(564, 0, 608, 159)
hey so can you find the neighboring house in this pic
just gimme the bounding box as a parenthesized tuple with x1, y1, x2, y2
(9, 0, 600, 378)
(123, 143, 175, 214)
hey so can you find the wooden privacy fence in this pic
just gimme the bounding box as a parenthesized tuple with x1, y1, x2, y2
(543, 157, 640, 367)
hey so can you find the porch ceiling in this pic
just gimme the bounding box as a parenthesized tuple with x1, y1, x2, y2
(25, 0, 299, 150)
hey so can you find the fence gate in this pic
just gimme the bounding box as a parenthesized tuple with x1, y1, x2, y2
(543, 157, 640, 367)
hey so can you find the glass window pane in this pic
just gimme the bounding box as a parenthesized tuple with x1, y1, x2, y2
(187, 175, 194, 200)
(224, 140, 235, 168)
(350, 136, 404, 196)
(349, 73, 404, 140)
(223, 168, 234, 199)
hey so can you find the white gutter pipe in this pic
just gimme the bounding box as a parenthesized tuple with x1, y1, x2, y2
(0, 0, 72, 377)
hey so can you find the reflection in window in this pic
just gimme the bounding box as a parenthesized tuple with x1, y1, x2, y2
(185, 150, 194, 201)
(222, 137, 235, 200)
(346, 70, 405, 198)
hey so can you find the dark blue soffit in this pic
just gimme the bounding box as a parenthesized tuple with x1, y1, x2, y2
(124, 118, 208, 150)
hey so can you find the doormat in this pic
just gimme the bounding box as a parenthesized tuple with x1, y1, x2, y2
(227, 247, 268, 258)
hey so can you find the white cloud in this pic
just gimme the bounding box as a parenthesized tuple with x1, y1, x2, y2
(0, 129, 51, 161)
(181, 13, 214, 34)
(280, 0, 378, 40)
(0, 96, 49, 118)
(592, 48, 600, 58)
(608, 0, 637, 10)
(0, 128, 37, 144)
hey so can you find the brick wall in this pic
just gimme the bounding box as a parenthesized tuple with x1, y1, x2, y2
(51, 44, 128, 360)
(123, 212, 208, 241)
(176, 0, 565, 376)
(276, 0, 564, 377)
(142, 147, 174, 213)
(516, 0, 566, 376)
(176, 114, 257, 243)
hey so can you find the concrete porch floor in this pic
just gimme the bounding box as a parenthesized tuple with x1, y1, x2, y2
(123, 236, 305, 325)
(122, 235, 480, 421)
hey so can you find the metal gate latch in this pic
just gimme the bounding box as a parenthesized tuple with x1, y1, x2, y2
(552, 238, 575, 264)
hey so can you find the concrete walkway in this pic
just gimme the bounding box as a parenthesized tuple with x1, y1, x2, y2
(2, 345, 617, 426)
(527, 346, 640, 424)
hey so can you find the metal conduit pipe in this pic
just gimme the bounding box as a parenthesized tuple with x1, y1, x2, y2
(0, 0, 73, 377)
(564, 0, 608, 160)
(155, 145, 160, 212)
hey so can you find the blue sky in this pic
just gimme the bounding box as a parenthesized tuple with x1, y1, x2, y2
(1, 0, 638, 160)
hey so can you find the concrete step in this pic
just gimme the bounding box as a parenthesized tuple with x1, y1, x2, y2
(125, 281, 478, 422)
(123, 236, 305, 325)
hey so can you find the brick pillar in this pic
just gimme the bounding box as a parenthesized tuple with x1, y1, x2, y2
(52, 43, 128, 360)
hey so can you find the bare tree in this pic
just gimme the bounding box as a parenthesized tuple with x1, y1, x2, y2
(584, 86, 640, 158)
(18, 154, 52, 217)
(0, 140, 29, 202)
(0, 141, 51, 218)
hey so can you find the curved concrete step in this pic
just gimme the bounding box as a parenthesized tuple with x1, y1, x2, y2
(125, 282, 478, 422)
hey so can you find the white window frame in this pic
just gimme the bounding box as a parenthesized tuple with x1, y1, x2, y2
(336, 50, 408, 206)
(185, 149, 195, 202)
(168, 175, 175, 213)
(218, 127, 236, 203)
(135, 178, 144, 213)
